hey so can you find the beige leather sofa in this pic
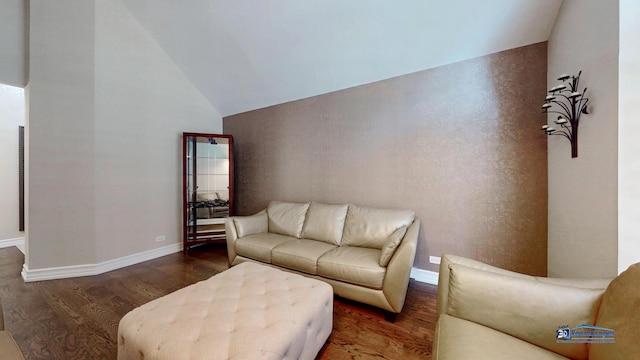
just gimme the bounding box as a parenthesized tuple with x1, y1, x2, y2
(0, 305, 26, 360)
(434, 254, 640, 359)
(225, 201, 420, 320)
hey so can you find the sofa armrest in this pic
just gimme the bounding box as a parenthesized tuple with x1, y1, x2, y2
(382, 218, 420, 313)
(232, 210, 268, 237)
(224, 218, 240, 265)
(225, 209, 267, 264)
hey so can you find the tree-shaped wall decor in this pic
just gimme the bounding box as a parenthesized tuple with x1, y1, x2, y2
(541, 71, 590, 158)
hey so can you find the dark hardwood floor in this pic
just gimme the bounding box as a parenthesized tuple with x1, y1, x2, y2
(0, 244, 438, 359)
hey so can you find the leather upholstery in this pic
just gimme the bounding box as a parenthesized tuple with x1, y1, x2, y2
(267, 201, 310, 238)
(317, 247, 385, 289)
(434, 314, 570, 360)
(233, 210, 267, 237)
(0, 305, 26, 360)
(379, 225, 407, 266)
(341, 204, 415, 249)
(234, 233, 293, 263)
(118, 262, 333, 360)
(301, 202, 348, 245)
(590, 263, 640, 360)
(0, 333, 25, 360)
(447, 264, 602, 359)
(433, 254, 640, 360)
(271, 239, 337, 274)
(226, 201, 419, 315)
(436, 253, 611, 318)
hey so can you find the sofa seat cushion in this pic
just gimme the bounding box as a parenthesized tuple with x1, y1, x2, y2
(235, 233, 295, 263)
(317, 247, 385, 289)
(272, 239, 337, 275)
(434, 314, 569, 360)
(342, 204, 415, 249)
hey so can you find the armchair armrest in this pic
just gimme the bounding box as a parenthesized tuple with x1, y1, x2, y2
(436, 254, 613, 359)
(437, 254, 520, 316)
(437, 254, 612, 317)
(445, 263, 606, 359)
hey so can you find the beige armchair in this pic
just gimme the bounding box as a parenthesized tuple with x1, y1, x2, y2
(433, 254, 640, 359)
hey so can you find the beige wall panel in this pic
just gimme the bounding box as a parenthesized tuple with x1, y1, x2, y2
(0, 0, 27, 87)
(619, 0, 640, 274)
(27, 0, 97, 269)
(547, 0, 619, 278)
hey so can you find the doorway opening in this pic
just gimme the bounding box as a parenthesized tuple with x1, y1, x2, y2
(0, 83, 26, 254)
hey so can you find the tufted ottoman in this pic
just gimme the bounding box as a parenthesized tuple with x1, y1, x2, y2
(117, 262, 333, 360)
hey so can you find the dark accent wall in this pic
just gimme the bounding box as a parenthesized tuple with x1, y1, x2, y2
(224, 42, 548, 275)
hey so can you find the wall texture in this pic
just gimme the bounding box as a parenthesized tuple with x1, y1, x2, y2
(224, 43, 548, 274)
(547, 0, 619, 278)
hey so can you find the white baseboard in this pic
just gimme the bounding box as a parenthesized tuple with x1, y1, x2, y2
(21, 242, 182, 282)
(19, 243, 438, 285)
(410, 267, 439, 285)
(0, 237, 25, 250)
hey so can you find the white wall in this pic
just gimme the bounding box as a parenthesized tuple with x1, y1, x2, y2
(93, 0, 222, 262)
(26, 0, 222, 271)
(27, 0, 96, 269)
(0, 84, 24, 242)
(0, 0, 27, 87)
(618, 0, 640, 273)
(547, 0, 619, 278)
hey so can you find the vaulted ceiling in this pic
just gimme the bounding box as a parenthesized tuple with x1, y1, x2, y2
(122, 0, 563, 116)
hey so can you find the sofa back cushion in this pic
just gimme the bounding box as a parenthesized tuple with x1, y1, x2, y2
(590, 262, 640, 360)
(300, 202, 348, 245)
(447, 264, 604, 360)
(341, 204, 414, 249)
(267, 201, 310, 238)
